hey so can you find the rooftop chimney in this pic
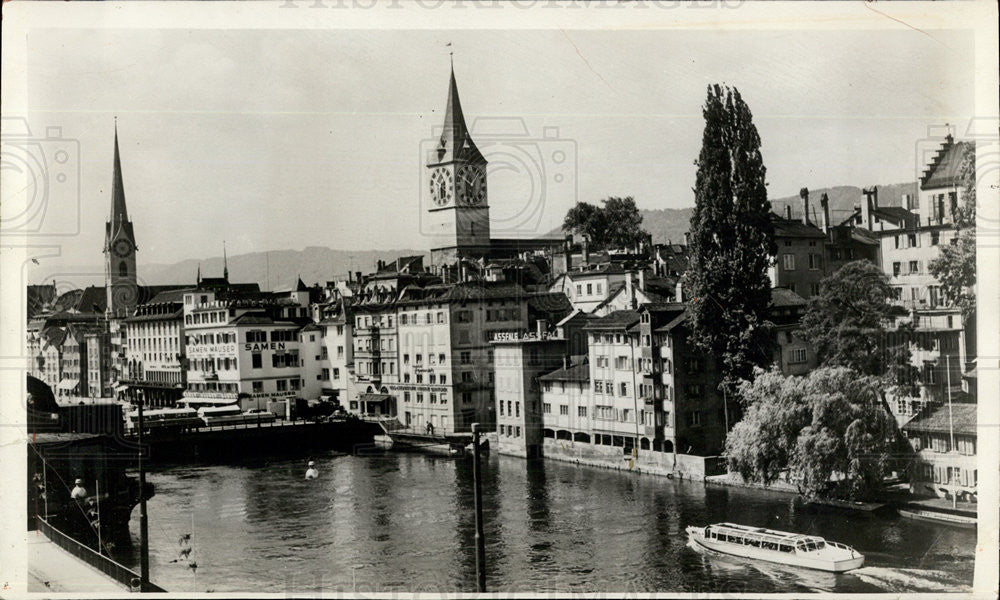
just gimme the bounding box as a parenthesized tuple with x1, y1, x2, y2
(638, 269, 646, 292)
(799, 188, 810, 226)
(582, 238, 590, 266)
(861, 187, 877, 231)
(785, 204, 792, 220)
(820, 193, 830, 235)
(675, 280, 683, 302)
(355, 271, 362, 284)
(684, 231, 691, 246)
(626, 274, 636, 309)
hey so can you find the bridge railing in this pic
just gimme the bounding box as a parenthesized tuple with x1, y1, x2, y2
(35, 516, 166, 592)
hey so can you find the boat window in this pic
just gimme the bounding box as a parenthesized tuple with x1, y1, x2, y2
(779, 544, 792, 552)
(815, 541, 825, 549)
(805, 542, 817, 551)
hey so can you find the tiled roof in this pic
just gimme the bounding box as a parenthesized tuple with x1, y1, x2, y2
(871, 206, 919, 228)
(903, 403, 976, 436)
(771, 215, 827, 238)
(143, 288, 193, 305)
(566, 264, 627, 280)
(538, 362, 590, 382)
(583, 309, 641, 331)
(921, 138, 973, 190)
(770, 287, 807, 308)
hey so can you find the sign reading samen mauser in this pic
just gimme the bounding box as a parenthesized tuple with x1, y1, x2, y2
(187, 343, 238, 357)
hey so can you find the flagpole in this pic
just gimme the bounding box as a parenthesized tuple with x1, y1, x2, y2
(96, 478, 103, 555)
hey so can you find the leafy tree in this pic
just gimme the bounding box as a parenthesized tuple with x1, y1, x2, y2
(929, 141, 976, 319)
(561, 196, 648, 250)
(799, 260, 918, 397)
(726, 366, 899, 500)
(562, 201, 605, 244)
(684, 84, 776, 394)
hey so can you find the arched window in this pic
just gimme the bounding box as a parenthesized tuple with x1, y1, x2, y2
(119, 261, 129, 277)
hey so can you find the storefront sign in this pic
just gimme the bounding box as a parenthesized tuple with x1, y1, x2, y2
(244, 342, 288, 352)
(188, 343, 238, 357)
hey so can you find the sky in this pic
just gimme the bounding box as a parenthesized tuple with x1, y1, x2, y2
(18, 26, 974, 274)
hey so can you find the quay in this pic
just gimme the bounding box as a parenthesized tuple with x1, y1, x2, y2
(129, 417, 381, 462)
(28, 518, 166, 593)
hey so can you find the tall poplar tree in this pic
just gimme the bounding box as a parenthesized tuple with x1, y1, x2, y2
(684, 84, 776, 396)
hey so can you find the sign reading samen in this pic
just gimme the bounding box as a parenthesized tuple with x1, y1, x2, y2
(244, 342, 288, 352)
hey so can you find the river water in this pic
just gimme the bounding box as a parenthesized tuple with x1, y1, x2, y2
(117, 449, 975, 594)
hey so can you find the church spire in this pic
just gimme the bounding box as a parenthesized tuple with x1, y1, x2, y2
(110, 119, 129, 228)
(433, 63, 485, 165)
(223, 241, 229, 281)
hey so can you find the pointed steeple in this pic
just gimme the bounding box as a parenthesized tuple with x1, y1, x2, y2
(432, 64, 485, 165)
(223, 241, 229, 281)
(110, 120, 129, 228)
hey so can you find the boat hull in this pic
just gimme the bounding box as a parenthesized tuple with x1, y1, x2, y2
(687, 528, 864, 573)
(898, 508, 976, 528)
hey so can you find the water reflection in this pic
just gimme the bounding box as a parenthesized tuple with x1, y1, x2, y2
(120, 452, 976, 594)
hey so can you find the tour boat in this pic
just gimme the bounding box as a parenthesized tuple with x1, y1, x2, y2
(686, 522, 864, 573)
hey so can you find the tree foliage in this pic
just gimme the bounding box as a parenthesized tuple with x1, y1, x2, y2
(929, 142, 977, 319)
(799, 260, 918, 397)
(683, 84, 776, 393)
(726, 366, 900, 500)
(561, 196, 648, 250)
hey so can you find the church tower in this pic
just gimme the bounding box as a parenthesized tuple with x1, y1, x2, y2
(426, 65, 491, 268)
(104, 123, 139, 318)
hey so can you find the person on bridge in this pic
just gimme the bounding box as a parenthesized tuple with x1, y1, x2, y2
(305, 460, 319, 480)
(70, 478, 87, 500)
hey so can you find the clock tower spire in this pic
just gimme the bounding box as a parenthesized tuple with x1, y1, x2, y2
(426, 63, 491, 270)
(105, 120, 139, 317)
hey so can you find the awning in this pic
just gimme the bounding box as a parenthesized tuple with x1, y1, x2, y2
(179, 396, 240, 405)
(113, 382, 130, 391)
(57, 379, 79, 391)
(360, 393, 392, 404)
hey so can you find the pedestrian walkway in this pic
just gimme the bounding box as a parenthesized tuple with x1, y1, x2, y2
(27, 532, 125, 593)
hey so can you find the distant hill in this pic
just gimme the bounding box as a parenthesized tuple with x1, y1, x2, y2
(29, 247, 431, 290)
(551, 182, 917, 244)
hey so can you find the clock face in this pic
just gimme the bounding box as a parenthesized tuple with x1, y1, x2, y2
(457, 166, 487, 206)
(429, 168, 453, 207)
(112, 238, 133, 258)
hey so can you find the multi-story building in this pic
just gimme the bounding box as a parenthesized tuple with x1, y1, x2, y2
(769, 287, 818, 376)
(84, 329, 113, 399)
(298, 323, 325, 401)
(319, 298, 354, 408)
(583, 310, 648, 457)
(182, 287, 312, 411)
(871, 136, 973, 408)
(392, 282, 537, 433)
(902, 403, 977, 502)
(58, 328, 86, 398)
(769, 193, 827, 300)
(492, 331, 566, 457)
(124, 288, 188, 407)
(549, 264, 628, 313)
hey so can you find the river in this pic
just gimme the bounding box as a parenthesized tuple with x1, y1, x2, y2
(116, 449, 975, 594)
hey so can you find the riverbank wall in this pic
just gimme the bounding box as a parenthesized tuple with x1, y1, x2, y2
(488, 433, 725, 480)
(136, 418, 381, 463)
(703, 472, 800, 494)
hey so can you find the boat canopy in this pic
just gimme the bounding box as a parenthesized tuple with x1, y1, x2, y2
(708, 523, 826, 545)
